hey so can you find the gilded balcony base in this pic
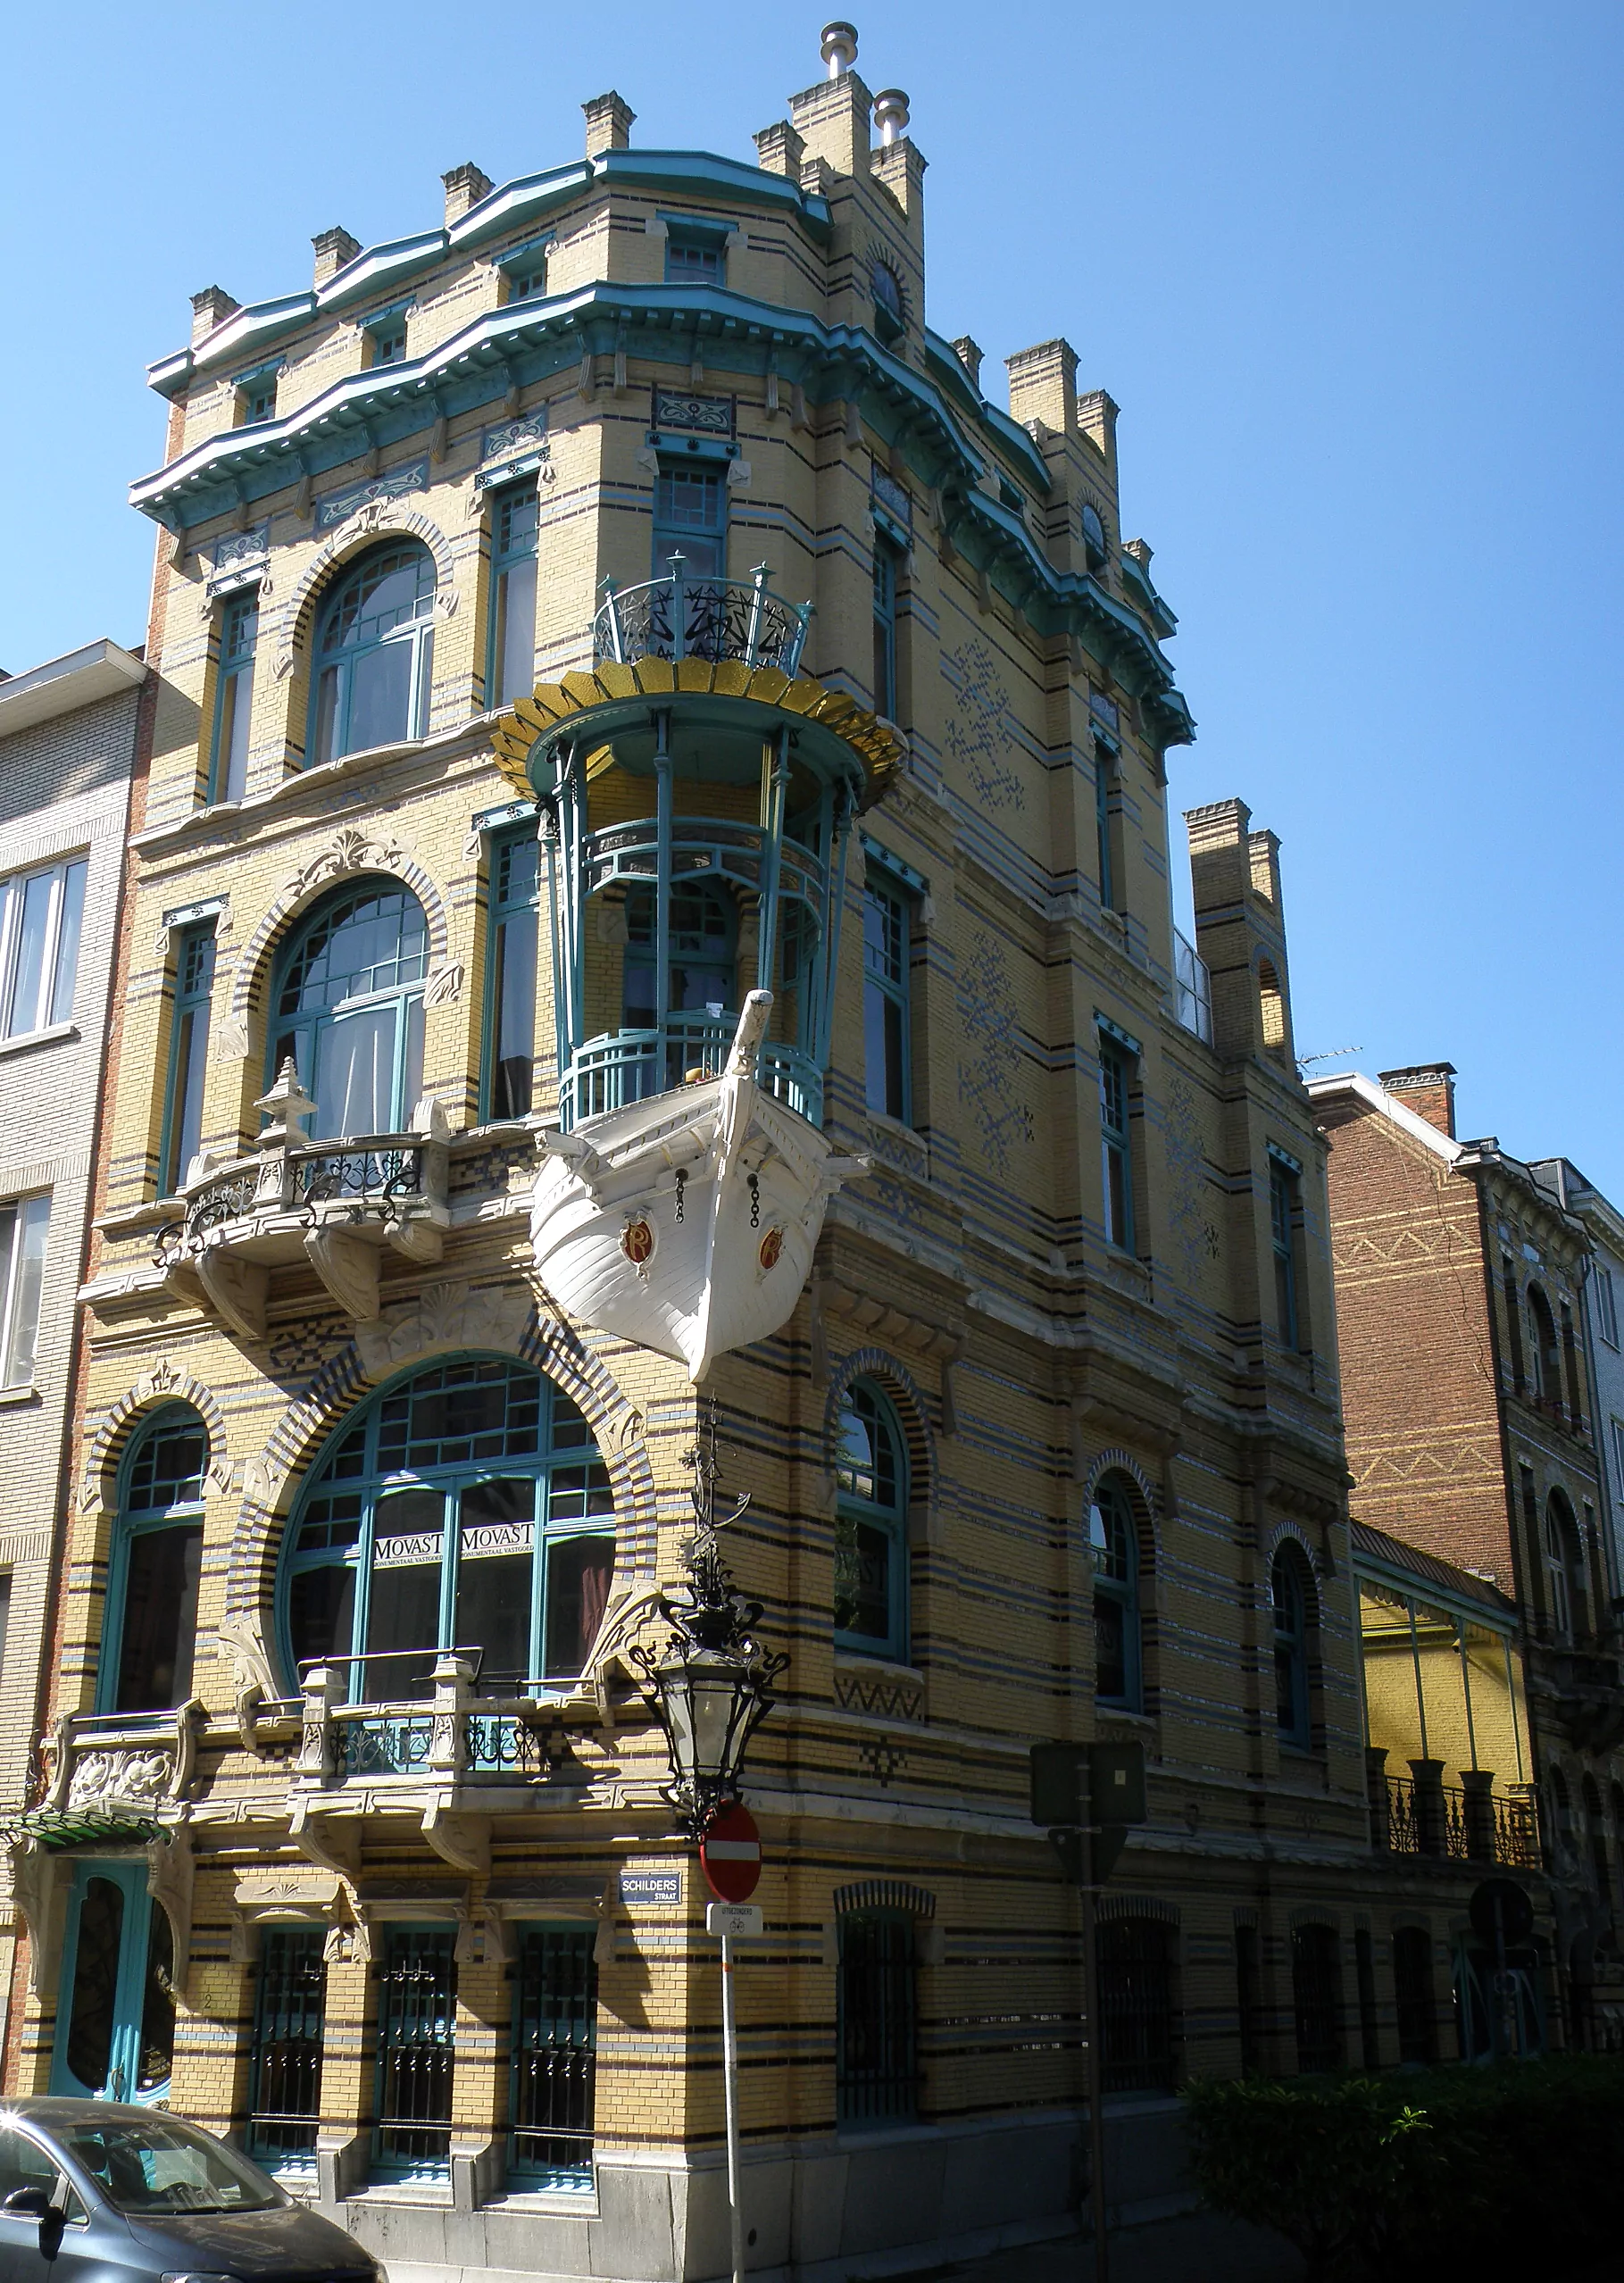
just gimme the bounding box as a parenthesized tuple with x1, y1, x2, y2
(531, 994, 867, 1379)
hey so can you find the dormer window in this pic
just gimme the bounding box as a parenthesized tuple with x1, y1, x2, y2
(664, 222, 729, 287)
(500, 238, 552, 304)
(236, 369, 279, 426)
(871, 260, 904, 341)
(366, 312, 410, 368)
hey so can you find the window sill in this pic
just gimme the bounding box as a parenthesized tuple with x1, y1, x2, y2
(833, 1648, 920, 1680)
(0, 1385, 38, 1410)
(1095, 1702, 1154, 1729)
(0, 1021, 76, 1061)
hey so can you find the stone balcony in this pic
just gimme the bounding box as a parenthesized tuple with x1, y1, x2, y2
(153, 1063, 450, 1339)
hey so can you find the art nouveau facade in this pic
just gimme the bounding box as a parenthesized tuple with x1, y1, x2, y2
(9, 35, 1508, 2276)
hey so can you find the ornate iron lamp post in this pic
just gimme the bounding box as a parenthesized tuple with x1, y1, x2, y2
(633, 1410, 787, 1837)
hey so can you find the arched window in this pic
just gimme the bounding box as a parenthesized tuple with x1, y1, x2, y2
(1528, 1287, 1561, 1406)
(271, 881, 429, 1138)
(281, 1357, 615, 1701)
(1258, 958, 1287, 1058)
(1273, 1542, 1315, 1749)
(1544, 1492, 1585, 1641)
(834, 1379, 908, 1662)
(1090, 1475, 1143, 1712)
(310, 543, 436, 765)
(103, 1406, 207, 1713)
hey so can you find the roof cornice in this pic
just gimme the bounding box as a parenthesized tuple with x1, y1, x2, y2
(131, 283, 1191, 740)
(0, 638, 146, 736)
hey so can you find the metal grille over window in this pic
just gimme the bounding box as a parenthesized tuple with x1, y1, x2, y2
(512, 1928, 597, 2186)
(1291, 1923, 1342, 2073)
(376, 1929, 456, 2174)
(249, 1928, 327, 2162)
(837, 1911, 917, 2125)
(1097, 1917, 1177, 2094)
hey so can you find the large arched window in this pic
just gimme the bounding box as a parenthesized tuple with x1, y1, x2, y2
(1544, 1492, 1585, 1641)
(310, 543, 436, 764)
(102, 1406, 207, 1713)
(1273, 1542, 1316, 1749)
(281, 1357, 615, 1701)
(271, 881, 429, 1138)
(834, 1379, 908, 1662)
(1090, 1475, 1143, 1712)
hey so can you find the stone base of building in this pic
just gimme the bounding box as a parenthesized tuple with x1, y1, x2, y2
(304, 2103, 1203, 2283)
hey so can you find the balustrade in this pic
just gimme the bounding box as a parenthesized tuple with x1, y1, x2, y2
(593, 560, 812, 677)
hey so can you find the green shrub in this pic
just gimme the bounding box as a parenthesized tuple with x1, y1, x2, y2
(1185, 2059, 1624, 2282)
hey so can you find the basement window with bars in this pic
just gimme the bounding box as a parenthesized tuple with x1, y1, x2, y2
(837, 1910, 917, 2127)
(1291, 1923, 1342, 2074)
(374, 1928, 456, 2178)
(248, 1927, 327, 2165)
(511, 1926, 597, 2187)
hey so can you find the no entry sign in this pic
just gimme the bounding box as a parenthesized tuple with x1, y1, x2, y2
(701, 1802, 762, 1903)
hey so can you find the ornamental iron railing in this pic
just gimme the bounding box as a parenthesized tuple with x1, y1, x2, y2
(594, 559, 812, 677)
(562, 1018, 820, 1128)
(1097, 1916, 1178, 2095)
(581, 816, 828, 910)
(375, 1929, 456, 2174)
(836, 1910, 918, 2127)
(248, 1926, 326, 2163)
(162, 1138, 440, 1260)
(296, 1654, 568, 1789)
(1382, 1772, 1541, 1870)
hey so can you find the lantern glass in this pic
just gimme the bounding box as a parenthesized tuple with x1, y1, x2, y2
(657, 1651, 753, 1798)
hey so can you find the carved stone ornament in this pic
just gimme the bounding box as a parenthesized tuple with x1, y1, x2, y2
(67, 1746, 171, 1813)
(424, 961, 464, 1008)
(218, 1612, 282, 1754)
(147, 1832, 195, 2002)
(354, 1277, 532, 1377)
(283, 827, 409, 904)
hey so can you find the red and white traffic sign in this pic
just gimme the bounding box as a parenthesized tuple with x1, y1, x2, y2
(700, 1801, 762, 1903)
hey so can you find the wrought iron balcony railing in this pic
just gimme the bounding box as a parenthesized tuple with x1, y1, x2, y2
(295, 1654, 570, 1790)
(177, 1139, 430, 1246)
(1380, 1771, 1541, 1870)
(583, 816, 828, 909)
(593, 559, 812, 678)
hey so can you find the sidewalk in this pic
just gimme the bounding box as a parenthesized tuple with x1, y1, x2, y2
(916, 2214, 1303, 2283)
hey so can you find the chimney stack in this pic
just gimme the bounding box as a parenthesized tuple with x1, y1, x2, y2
(1379, 1063, 1458, 1139)
(442, 162, 493, 225)
(189, 286, 239, 344)
(583, 91, 635, 156)
(312, 228, 362, 286)
(951, 336, 984, 390)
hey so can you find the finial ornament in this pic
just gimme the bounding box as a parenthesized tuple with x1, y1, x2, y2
(254, 1056, 316, 1146)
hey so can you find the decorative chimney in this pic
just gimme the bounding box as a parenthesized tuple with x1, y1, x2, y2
(951, 336, 984, 390)
(821, 21, 858, 76)
(583, 91, 635, 157)
(189, 286, 239, 344)
(312, 228, 362, 286)
(1006, 339, 1079, 436)
(1379, 1063, 1458, 1139)
(754, 121, 806, 179)
(441, 162, 493, 225)
(873, 87, 910, 145)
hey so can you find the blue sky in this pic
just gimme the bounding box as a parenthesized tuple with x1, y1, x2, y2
(4, 3, 1620, 1186)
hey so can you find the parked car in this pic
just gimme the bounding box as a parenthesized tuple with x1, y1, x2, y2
(0, 2102, 386, 2283)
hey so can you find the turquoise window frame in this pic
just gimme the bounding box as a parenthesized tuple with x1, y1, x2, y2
(236, 365, 281, 425)
(500, 235, 554, 303)
(373, 1925, 456, 2181)
(1089, 1475, 1143, 1712)
(653, 458, 727, 579)
(833, 1379, 909, 1662)
(871, 539, 899, 719)
(268, 879, 430, 1139)
(208, 589, 259, 804)
(96, 1404, 208, 1717)
(308, 543, 436, 767)
(365, 304, 412, 367)
(278, 1356, 616, 1701)
(52, 1861, 174, 2104)
(508, 1923, 597, 2188)
(158, 922, 216, 1197)
(247, 1922, 327, 2169)
(481, 824, 541, 1121)
(663, 220, 729, 286)
(486, 482, 540, 710)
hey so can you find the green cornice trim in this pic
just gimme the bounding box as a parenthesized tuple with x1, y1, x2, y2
(135, 280, 1190, 742)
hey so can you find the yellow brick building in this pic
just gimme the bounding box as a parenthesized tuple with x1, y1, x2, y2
(7, 31, 1513, 2276)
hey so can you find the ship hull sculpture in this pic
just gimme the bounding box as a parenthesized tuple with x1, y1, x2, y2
(531, 992, 867, 1379)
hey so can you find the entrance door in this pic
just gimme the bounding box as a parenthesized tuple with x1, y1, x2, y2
(52, 1864, 175, 2103)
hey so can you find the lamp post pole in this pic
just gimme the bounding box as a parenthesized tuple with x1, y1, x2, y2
(634, 1407, 787, 2283)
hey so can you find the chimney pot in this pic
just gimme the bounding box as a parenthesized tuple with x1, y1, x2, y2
(1378, 1063, 1459, 1139)
(312, 227, 362, 287)
(821, 21, 858, 76)
(441, 162, 493, 225)
(583, 91, 635, 157)
(873, 87, 910, 145)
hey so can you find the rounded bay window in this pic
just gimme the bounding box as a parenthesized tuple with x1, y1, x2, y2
(279, 1356, 616, 1701)
(270, 879, 429, 1139)
(310, 542, 436, 764)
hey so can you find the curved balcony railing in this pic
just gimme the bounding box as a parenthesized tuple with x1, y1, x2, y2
(583, 816, 828, 909)
(562, 1013, 821, 1129)
(168, 1138, 433, 1250)
(594, 559, 812, 678)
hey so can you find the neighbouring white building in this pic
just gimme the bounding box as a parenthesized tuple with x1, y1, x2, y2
(0, 637, 146, 2023)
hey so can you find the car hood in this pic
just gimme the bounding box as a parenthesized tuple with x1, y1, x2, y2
(124, 2199, 373, 2278)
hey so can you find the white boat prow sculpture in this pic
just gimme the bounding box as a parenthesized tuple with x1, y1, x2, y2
(529, 993, 869, 1380)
